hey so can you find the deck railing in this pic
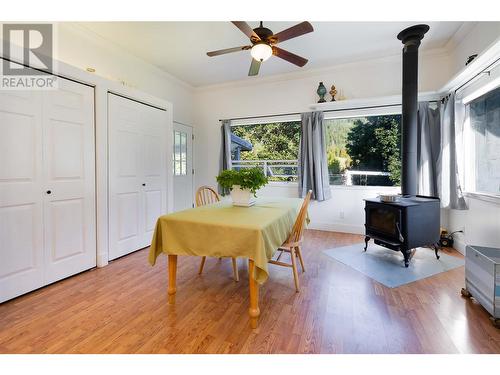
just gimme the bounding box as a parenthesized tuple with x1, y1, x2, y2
(232, 160, 298, 180)
(231, 159, 392, 185)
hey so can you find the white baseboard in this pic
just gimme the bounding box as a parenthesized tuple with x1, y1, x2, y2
(308, 221, 365, 235)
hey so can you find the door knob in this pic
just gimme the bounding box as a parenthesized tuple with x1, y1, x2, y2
(46, 190, 52, 195)
(142, 183, 146, 186)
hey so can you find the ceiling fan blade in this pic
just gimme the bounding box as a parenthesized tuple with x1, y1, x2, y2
(272, 46, 308, 67)
(248, 58, 261, 76)
(232, 21, 260, 41)
(207, 45, 251, 57)
(272, 21, 314, 43)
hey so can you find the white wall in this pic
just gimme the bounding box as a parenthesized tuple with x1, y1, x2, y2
(258, 183, 399, 233)
(259, 182, 405, 232)
(448, 198, 500, 253)
(55, 23, 195, 125)
(193, 50, 452, 232)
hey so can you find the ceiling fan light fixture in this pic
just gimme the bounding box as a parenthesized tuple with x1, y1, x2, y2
(251, 42, 272, 62)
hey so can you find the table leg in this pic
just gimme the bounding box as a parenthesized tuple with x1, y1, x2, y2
(168, 255, 177, 304)
(248, 259, 260, 329)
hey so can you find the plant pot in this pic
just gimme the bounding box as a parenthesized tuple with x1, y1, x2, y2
(230, 185, 255, 207)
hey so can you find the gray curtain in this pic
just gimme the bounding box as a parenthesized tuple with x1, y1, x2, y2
(219, 120, 232, 195)
(298, 111, 331, 201)
(417, 102, 441, 196)
(437, 93, 467, 209)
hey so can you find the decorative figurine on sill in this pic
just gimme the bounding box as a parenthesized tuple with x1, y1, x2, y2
(337, 88, 346, 101)
(316, 82, 327, 103)
(329, 85, 337, 101)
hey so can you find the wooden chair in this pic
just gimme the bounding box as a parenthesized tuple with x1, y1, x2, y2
(269, 190, 312, 292)
(196, 186, 239, 282)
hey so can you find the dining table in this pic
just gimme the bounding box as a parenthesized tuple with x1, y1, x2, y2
(148, 196, 305, 328)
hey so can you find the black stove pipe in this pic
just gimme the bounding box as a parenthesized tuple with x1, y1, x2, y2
(397, 24, 429, 196)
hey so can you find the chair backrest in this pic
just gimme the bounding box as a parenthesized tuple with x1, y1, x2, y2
(286, 190, 312, 246)
(196, 186, 220, 207)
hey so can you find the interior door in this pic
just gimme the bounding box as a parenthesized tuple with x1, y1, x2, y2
(42, 78, 96, 284)
(173, 122, 193, 211)
(108, 94, 167, 260)
(0, 88, 44, 303)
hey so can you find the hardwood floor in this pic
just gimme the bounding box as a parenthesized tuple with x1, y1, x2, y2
(0, 230, 499, 354)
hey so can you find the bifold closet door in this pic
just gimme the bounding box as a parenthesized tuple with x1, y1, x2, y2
(42, 78, 96, 284)
(108, 94, 167, 260)
(0, 89, 44, 303)
(0, 72, 96, 303)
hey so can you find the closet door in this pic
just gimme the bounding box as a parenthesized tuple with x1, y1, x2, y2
(108, 94, 167, 260)
(108, 94, 144, 260)
(141, 105, 167, 245)
(42, 78, 96, 284)
(0, 89, 44, 303)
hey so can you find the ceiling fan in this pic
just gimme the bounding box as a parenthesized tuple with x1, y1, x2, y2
(206, 21, 314, 76)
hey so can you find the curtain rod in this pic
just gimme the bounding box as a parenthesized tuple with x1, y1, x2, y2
(219, 101, 438, 122)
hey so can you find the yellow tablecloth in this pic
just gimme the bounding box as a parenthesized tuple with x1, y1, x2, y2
(148, 197, 304, 284)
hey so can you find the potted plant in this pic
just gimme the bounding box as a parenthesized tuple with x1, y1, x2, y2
(216, 167, 268, 206)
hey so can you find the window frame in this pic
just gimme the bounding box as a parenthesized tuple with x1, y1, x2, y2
(229, 117, 301, 184)
(173, 130, 188, 177)
(457, 62, 500, 201)
(323, 105, 402, 188)
(228, 105, 405, 189)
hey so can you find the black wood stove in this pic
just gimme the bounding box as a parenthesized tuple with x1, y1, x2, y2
(364, 196, 441, 267)
(363, 24, 441, 267)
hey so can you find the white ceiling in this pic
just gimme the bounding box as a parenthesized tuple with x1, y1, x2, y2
(77, 21, 466, 87)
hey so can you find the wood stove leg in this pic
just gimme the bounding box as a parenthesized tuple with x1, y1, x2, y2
(364, 236, 370, 252)
(403, 249, 410, 268)
(461, 288, 471, 298)
(433, 244, 440, 260)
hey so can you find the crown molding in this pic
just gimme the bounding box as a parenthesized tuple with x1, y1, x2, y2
(60, 23, 195, 91)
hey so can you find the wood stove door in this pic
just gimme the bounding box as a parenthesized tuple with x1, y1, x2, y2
(365, 203, 403, 243)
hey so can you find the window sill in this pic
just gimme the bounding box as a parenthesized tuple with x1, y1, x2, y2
(266, 181, 298, 187)
(263, 182, 400, 190)
(330, 185, 400, 191)
(464, 192, 500, 205)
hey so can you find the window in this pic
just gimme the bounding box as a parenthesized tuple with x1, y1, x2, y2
(230, 120, 301, 182)
(173, 130, 187, 176)
(466, 86, 500, 195)
(324, 113, 402, 186)
(229, 110, 402, 186)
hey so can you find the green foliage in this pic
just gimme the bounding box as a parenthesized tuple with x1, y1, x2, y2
(216, 168, 269, 196)
(374, 122, 401, 185)
(345, 115, 402, 185)
(232, 122, 301, 161)
(324, 119, 353, 176)
(324, 118, 354, 151)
